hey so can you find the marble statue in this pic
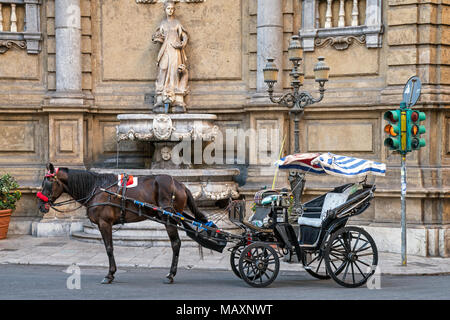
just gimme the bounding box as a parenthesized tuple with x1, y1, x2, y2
(152, 0, 189, 113)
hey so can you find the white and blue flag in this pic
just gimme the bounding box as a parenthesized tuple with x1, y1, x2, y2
(311, 153, 386, 177)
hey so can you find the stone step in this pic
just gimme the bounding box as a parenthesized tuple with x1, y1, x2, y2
(71, 231, 199, 247)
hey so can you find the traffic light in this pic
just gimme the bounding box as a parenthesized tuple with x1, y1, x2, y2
(407, 110, 426, 150)
(383, 110, 402, 151)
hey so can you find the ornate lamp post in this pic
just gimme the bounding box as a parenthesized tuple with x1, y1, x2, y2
(263, 35, 330, 220)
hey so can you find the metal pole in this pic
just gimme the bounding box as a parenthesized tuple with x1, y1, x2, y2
(401, 153, 407, 265)
(293, 112, 300, 153)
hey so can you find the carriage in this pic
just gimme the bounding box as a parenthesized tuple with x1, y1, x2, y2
(225, 152, 385, 288)
(37, 153, 385, 287)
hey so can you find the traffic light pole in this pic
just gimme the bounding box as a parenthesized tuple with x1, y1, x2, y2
(401, 153, 407, 266)
(400, 110, 407, 266)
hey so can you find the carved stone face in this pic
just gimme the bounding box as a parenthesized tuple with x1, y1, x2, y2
(165, 4, 175, 17)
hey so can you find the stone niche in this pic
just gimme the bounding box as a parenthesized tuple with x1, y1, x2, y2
(101, 0, 242, 81)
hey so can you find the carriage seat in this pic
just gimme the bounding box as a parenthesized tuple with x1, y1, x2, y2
(298, 185, 355, 228)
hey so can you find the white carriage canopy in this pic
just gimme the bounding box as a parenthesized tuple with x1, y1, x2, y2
(275, 152, 386, 178)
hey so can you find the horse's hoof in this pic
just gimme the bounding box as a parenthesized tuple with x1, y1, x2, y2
(164, 275, 174, 284)
(101, 277, 114, 284)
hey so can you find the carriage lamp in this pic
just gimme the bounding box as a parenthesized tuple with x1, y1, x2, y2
(263, 35, 330, 223)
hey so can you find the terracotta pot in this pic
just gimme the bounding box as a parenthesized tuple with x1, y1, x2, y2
(0, 209, 13, 240)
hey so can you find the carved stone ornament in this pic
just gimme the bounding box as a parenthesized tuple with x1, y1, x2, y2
(315, 35, 366, 51)
(117, 128, 155, 142)
(0, 40, 26, 54)
(152, 114, 173, 140)
(160, 146, 172, 161)
(136, 0, 204, 3)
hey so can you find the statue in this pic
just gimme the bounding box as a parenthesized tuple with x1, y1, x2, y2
(152, 0, 189, 113)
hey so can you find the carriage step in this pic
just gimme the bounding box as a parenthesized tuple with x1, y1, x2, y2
(71, 231, 199, 247)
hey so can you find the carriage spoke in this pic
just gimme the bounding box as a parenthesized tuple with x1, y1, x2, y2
(357, 252, 374, 257)
(351, 262, 356, 284)
(315, 256, 324, 273)
(354, 259, 371, 267)
(342, 260, 350, 281)
(353, 259, 366, 278)
(352, 232, 361, 252)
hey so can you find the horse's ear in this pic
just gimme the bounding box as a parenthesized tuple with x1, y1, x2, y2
(46, 163, 55, 173)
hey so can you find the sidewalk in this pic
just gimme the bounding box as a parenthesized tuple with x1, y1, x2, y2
(0, 235, 449, 275)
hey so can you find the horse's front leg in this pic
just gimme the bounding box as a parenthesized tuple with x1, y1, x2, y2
(98, 219, 117, 284)
(164, 223, 181, 284)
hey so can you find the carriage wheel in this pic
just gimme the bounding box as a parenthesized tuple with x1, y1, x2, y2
(238, 242, 280, 288)
(230, 244, 244, 279)
(302, 250, 331, 280)
(324, 226, 378, 288)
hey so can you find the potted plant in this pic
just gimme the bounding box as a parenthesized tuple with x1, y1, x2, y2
(0, 174, 22, 239)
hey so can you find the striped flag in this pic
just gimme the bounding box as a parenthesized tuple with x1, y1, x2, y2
(275, 152, 386, 178)
(311, 153, 386, 177)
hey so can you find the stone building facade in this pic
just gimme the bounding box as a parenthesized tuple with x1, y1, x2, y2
(0, 0, 448, 256)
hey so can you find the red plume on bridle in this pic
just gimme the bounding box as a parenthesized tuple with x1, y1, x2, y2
(37, 167, 59, 203)
(44, 167, 59, 178)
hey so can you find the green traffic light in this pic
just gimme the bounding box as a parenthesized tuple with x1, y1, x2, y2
(384, 137, 400, 149)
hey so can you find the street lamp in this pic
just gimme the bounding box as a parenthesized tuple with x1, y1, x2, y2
(263, 35, 330, 220)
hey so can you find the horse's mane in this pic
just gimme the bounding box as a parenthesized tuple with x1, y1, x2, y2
(61, 168, 116, 201)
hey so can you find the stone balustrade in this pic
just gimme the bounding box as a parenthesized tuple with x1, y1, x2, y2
(0, 1, 24, 32)
(321, 0, 361, 28)
(300, 0, 383, 51)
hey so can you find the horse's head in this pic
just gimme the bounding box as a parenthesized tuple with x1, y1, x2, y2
(37, 163, 67, 213)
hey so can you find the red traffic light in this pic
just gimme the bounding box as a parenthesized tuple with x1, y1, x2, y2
(411, 111, 419, 122)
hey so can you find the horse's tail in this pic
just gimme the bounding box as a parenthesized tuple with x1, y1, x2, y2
(185, 186, 208, 223)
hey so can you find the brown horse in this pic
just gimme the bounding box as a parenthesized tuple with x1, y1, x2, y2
(37, 163, 208, 284)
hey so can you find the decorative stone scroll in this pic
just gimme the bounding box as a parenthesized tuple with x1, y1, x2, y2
(0, 40, 26, 54)
(315, 35, 366, 51)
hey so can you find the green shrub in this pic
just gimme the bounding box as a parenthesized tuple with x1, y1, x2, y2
(0, 174, 22, 210)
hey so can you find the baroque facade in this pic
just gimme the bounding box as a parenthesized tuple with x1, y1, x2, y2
(0, 0, 448, 256)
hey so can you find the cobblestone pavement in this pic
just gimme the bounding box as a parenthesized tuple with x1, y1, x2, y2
(0, 235, 449, 275)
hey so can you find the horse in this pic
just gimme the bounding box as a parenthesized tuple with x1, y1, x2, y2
(36, 163, 209, 284)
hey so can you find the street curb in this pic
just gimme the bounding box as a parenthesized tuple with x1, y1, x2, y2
(1, 261, 449, 276)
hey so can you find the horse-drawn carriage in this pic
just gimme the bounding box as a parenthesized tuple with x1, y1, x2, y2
(37, 152, 385, 288)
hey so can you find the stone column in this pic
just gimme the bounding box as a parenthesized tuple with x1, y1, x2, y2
(35, 0, 86, 237)
(256, 0, 283, 92)
(52, 0, 83, 104)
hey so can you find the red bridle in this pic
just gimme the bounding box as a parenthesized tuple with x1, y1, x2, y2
(37, 167, 59, 203)
(44, 167, 59, 178)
